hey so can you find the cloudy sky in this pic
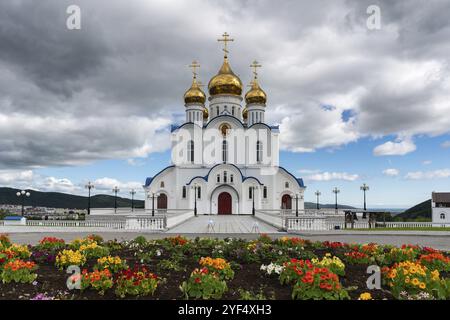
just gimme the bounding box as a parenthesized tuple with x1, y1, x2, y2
(1, 0, 450, 208)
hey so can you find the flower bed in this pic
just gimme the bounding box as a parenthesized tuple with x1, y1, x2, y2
(0, 234, 449, 300)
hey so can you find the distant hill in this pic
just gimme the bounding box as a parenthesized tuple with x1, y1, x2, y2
(394, 199, 431, 221)
(0, 187, 144, 209)
(304, 202, 355, 209)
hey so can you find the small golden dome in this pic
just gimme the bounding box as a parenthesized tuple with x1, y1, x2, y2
(203, 107, 209, 120)
(208, 57, 243, 96)
(184, 76, 206, 105)
(245, 79, 266, 105)
(242, 107, 248, 121)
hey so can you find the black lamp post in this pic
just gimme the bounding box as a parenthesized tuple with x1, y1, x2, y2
(332, 187, 340, 212)
(314, 190, 321, 210)
(191, 184, 199, 217)
(16, 190, 30, 216)
(85, 181, 94, 215)
(360, 183, 369, 218)
(251, 185, 256, 216)
(150, 192, 159, 216)
(112, 186, 120, 213)
(295, 194, 299, 217)
(129, 189, 136, 212)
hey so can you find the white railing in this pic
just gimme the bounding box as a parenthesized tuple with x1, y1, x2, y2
(90, 208, 190, 216)
(125, 217, 166, 230)
(376, 222, 446, 228)
(25, 220, 126, 229)
(259, 209, 346, 217)
(286, 217, 327, 231)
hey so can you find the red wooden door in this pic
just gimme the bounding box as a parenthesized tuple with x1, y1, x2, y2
(218, 192, 232, 214)
(281, 194, 292, 210)
(157, 194, 167, 209)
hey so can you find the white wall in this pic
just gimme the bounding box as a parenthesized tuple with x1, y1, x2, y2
(432, 207, 450, 225)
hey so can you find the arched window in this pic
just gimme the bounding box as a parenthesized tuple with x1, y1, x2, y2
(256, 141, 263, 163)
(223, 171, 227, 183)
(216, 106, 219, 116)
(217, 174, 220, 183)
(232, 106, 235, 116)
(249, 187, 253, 199)
(441, 213, 446, 220)
(222, 140, 228, 163)
(230, 174, 234, 183)
(285, 182, 289, 188)
(182, 186, 186, 198)
(187, 140, 194, 163)
(160, 181, 165, 188)
(263, 186, 267, 199)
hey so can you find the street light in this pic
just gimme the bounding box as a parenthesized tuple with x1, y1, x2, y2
(112, 186, 120, 213)
(149, 192, 160, 216)
(85, 181, 94, 215)
(295, 194, 299, 217)
(129, 189, 136, 212)
(16, 190, 30, 216)
(314, 190, 321, 210)
(360, 183, 369, 218)
(250, 185, 256, 216)
(191, 184, 199, 217)
(332, 187, 340, 212)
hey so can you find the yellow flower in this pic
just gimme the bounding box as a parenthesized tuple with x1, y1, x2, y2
(405, 277, 410, 284)
(411, 278, 420, 286)
(431, 270, 440, 280)
(358, 292, 373, 300)
(419, 282, 426, 289)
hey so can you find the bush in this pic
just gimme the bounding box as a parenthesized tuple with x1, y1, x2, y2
(180, 267, 227, 299)
(1, 260, 37, 284)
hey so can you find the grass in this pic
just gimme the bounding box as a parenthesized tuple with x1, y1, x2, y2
(351, 227, 450, 231)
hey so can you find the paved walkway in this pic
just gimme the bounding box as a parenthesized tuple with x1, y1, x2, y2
(4, 232, 450, 250)
(167, 215, 281, 234)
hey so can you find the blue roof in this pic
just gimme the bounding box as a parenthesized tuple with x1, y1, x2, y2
(144, 165, 175, 187)
(145, 164, 306, 190)
(4, 216, 23, 221)
(186, 163, 265, 186)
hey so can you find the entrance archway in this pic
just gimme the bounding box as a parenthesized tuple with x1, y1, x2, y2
(281, 194, 292, 210)
(218, 192, 232, 214)
(157, 194, 167, 209)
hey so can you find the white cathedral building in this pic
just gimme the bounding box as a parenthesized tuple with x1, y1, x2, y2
(144, 33, 305, 215)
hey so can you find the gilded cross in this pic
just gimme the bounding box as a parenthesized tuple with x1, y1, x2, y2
(217, 32, 234, 56)
(189, 60, 200, 78)
(250, 60, 262, 79)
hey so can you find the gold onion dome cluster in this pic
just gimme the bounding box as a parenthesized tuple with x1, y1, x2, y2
(245, 79, 266, 105)
(208, 57, 243, 96)
(184, 76, 206, 105)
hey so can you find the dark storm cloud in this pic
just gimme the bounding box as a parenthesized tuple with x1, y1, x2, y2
(0, 0, 449, 170)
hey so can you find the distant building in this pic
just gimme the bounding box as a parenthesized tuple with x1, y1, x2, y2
(432, 192, 450, 226)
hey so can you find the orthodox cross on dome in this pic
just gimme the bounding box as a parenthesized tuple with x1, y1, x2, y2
(250, 60, 262, 79)
(217, 32, 234, 57)
(189, 60, 200, 79)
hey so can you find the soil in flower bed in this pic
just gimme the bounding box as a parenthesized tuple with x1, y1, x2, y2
(0, 244, 396, 300)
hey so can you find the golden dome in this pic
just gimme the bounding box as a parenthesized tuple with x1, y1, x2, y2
(203, 107, 209, 120)
(242, 107, 248, 120)
(184, 76, 206, 105)
(245, 79, 266, 105)
(208, 57, 243, 96)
